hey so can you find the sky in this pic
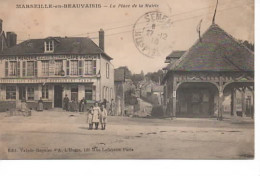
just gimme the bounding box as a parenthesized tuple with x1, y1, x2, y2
(0, 0, 254, 73)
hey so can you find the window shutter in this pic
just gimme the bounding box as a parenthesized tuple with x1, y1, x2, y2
(78, 60, 83, 75)
(34, 61, 38, 76)
(5, 61, 8, 77)
(93, 60, 96, 74)
(66, 60, 70, 75)
(22, 61, 26, 76)
(17, 61, 20, 77)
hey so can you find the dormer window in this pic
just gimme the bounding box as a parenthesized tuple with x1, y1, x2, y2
(44, 40, 54, 53)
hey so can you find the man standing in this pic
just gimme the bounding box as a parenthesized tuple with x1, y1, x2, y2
(79, 97, 85, 112)
(63, 94, 69, 111)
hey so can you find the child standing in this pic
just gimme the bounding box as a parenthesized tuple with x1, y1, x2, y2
(87, 106, 94, 130)
(100, 104, 108, 130)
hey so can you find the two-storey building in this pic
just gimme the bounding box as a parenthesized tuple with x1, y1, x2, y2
(0, 20, 114, 111)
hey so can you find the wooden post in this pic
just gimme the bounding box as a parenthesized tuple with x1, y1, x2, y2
(172, 77, 177, 118)
(217, 78, 223, 120)
(231, 88, 237, 116)
(241, 87, 246, 117)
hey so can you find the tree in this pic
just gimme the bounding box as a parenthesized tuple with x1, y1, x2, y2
(145, 69, 164, 84)
(238, 40, 254, 52)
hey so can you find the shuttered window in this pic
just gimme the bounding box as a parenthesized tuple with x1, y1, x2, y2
(84, 60, 93, 75)
(79, 60, 83, 75)
(17, 61, 20, 77)
(34, 61, 37, 76)
(27, 61, 34, 76)
(22, 61, 26, 76)
(66, 60, 70, 76)
(93, 60, 96, 74)
(5, 61, 8, 77)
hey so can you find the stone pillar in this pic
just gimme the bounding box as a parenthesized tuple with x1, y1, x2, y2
(231, 88, 237, 116)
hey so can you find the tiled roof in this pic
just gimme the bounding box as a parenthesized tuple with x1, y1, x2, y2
(167, 24, 254, 72)
(0, 37, 112, 59)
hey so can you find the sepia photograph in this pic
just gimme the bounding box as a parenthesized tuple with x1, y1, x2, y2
(0, 0, 255, 160)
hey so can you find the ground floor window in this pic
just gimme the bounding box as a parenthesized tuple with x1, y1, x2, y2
(85, 86, 92, 100)
(27, 87, 34, 100)
(42, 85, 49, 99)
(71, 86, 78, 101)
(6, 86, 16, 100)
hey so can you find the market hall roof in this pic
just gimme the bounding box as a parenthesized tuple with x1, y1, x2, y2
(0, 37, 113, 60)
(167, 24, 254, 72)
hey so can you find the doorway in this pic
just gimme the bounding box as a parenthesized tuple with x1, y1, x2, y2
(19, 86, 26, 100)
(54, 85, 63, 108)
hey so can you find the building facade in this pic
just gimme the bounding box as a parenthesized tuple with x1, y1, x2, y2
(0, 22, 114, 111)
(162, 24, 254, 119)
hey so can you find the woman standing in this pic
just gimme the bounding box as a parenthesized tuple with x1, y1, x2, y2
(37, 97, 44, 111)
(100, 104, 108, 130)
(92, 102, 101, 130)
(87, 106, 94, 130)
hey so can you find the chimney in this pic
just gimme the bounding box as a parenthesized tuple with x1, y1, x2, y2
(99, 28, 104, 51)
(7, 32, 17, 47)
(0, 19, 3, 34)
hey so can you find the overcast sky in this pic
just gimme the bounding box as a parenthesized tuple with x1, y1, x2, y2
(0, 0, 254, 73)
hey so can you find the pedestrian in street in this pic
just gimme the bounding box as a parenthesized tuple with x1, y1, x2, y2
(87, 106, 94, 130)
(92, 102, 101, 130)
(37, 97, 44, 111)
(103, 98, 107, 109)
(100, 104, 108, 130)
(110, 99, 116, 116)
(79, 97, 85, 112)
(63, 94, 69, 111)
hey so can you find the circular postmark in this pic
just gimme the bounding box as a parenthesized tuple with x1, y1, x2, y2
(133, 11, 174, 58)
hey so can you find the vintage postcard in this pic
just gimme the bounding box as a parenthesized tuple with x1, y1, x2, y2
(0, 0, 254, 159)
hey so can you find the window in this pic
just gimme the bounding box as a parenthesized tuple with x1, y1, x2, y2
(27, 87, 34, 100)
(85, 86, 92, 100)
(55, 60, 63, 75)
(42, 85, 49, 99)
(6, 86, 16, 100)
(84, 60, 93, 75)
(27, 61, 34, 76)
(44, 41, 54, 52)
(42, 60, 49, 76)
(71, 86, 78, 101)
(70, 60, 78, 75)
(106, 63, 109, 78)
(9, 61, 17, 76)
(22, 61, 26, 76)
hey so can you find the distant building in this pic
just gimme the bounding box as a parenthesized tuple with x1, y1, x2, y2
(114, 66, 133, 115)
(0, 19, 114, 111)
(162, 24, 254, 118)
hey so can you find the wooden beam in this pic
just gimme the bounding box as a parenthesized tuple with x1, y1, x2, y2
(231, 88, 237, 116)
(241, 87, 246, 117)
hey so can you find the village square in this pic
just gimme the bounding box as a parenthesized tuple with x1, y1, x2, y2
(0, 0, 255, 160)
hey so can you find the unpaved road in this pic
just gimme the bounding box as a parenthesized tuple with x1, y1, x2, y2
(0, 110, 254, 159)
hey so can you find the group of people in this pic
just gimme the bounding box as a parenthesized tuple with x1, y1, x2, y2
(63, 94, 116, 115)
(87, 103, 108, 130)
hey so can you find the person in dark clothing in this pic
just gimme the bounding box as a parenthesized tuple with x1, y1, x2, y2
(63, 94, 69, 111)
(79, 97, 85, 112)
(37, 97, 44, 111)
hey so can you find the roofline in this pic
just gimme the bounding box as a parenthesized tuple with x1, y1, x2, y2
(167, 24, 254, 72)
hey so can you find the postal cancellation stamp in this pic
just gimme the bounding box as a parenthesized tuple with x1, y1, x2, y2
(133, 11, 174, 58)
